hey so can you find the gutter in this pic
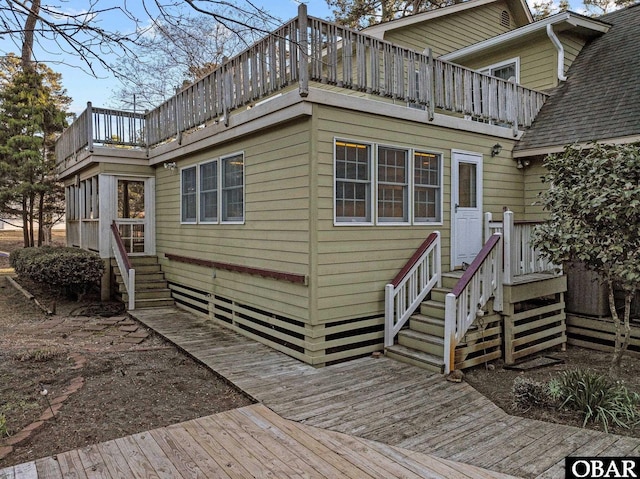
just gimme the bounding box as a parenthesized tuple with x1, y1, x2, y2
(440, 12, 609, 63)
(546, 24, 567, 82)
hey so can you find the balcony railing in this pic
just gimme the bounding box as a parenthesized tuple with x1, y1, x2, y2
(56, 4, 548, 165)
(485, 210, 561, 284)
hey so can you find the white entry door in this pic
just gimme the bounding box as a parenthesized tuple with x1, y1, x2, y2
(451, 151, 483, 268)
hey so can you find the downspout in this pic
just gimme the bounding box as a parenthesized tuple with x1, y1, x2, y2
(546, 24, 568, 82)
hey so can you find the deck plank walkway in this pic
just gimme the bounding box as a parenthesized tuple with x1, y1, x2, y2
(125, 307, 640, 479)
(3, 306, 639, 479)
(127, 309, 640, 478)
(0, 404, 519, 479)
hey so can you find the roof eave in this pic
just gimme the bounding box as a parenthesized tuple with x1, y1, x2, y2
(514, 134, 640, 158)
(440, 11, 610, 62)
(363, 0, 533, 39)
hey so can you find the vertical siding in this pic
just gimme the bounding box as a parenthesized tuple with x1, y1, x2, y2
(384, 1, 518, 57)
(313, 104, 521, 323)
(155, 120, 312, 321)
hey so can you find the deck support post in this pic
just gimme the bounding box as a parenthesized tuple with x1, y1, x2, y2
(298, 3, 309, 97)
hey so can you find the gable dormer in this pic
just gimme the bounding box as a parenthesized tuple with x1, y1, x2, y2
(363, 0, 533, 57)
(441, 12, 609, 91)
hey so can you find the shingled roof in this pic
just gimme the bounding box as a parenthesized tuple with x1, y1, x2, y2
(514, 4, 640, 155)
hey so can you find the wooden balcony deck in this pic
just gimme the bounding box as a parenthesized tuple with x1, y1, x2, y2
(4, 306, 640, 478)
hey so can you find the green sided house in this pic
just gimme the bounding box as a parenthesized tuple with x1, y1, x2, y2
(55, 0, 622, 372)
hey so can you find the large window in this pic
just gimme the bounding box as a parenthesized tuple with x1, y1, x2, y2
(200, 160, 218, 223)
(378, 147, 408, 223)
(334, 139, 442, 225)
(180, 153, 244, 224)
(222, 154, 244, 222)
(181, 166, 197, 223)
(335, 141, 372, 222)
(414, 152, 441, 222)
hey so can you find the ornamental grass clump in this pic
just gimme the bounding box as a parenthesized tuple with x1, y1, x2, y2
(512, 376, 554, 411)
(549, 369, 640, 432)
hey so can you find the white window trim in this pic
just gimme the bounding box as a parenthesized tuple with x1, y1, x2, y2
(412, 150, 444, 225)
(198, 159, 219, 225)
(180, 165, 198, 224)
(375, 143, 411, 226)
(180, 151, 245, 226)
(334, 139, 375, 226)
(333, 137, 443, 227)
(479, 56, 520, 84)
(220, 152, 245, 225)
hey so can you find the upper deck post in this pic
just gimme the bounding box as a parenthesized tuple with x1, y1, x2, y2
(86, 102, 94, 153)
(298, 3, 309, 97)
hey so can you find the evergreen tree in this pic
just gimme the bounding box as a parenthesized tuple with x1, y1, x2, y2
(0, 56, 70, 247)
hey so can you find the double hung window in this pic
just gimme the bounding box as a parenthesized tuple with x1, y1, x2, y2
(180, 153, 244, 224)
(334, 140, 441, 225)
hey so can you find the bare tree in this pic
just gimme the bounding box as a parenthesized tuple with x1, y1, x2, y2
(111, 10, 261, 110)
(0, 1, 283, 77)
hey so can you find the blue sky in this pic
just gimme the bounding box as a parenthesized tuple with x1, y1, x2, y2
(0, 0, 579, 115)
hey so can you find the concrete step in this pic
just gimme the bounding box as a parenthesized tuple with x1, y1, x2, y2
(398, 329, 444, 356)
(420, 300, 446, 320)
(385, 344, 444, 374)
(410, 314, 445, 337)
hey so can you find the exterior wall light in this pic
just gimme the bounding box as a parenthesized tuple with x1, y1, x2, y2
(163, 162, 177, 171)
(490, 143, 502, 157)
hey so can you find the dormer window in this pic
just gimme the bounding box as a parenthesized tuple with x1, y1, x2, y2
(480, 57, 520, 83)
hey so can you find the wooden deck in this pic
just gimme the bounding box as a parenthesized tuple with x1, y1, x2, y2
(129, 307, 640, 479)
(4, 306, 640, 478)
(0, 404, 520, 479)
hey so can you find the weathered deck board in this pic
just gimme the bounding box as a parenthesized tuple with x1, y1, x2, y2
(0, 405, 521, 479)
(1, 306, 615, 479)
(122, 306, 640, 479)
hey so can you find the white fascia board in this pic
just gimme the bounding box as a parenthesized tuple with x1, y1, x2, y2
(441, 12, 609, 62)
(513, 135, 640, 158)
(364, 0, 500, 39)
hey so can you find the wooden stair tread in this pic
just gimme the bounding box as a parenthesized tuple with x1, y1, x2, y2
(385, 344, 444, 366)
(398, 329, 444, 345)
(411, 314, 444, 324)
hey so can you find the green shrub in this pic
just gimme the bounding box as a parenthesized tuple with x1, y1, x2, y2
(10, 246, 104, 297)
(549, 369, 640, 432)
(512, 376, 553, 410)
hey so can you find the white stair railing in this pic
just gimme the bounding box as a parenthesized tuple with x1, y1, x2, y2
(385, 232, 441, 347)
(111, 221, 136, 310)
(444, 233, 503, 374)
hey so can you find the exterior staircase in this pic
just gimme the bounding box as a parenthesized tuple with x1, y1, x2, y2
(386, 271, 503, 373)
(385, 273, 460, 373)
(111, 256, 174, 309)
